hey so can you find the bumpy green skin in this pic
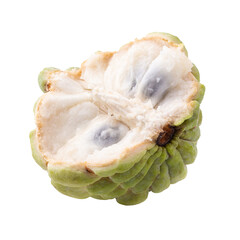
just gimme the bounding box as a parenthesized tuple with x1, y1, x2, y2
(30, 33, 205, 205)
(29, 130, 47, 170)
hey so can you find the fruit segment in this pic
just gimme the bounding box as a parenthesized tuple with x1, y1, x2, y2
(30, 33, 204, 205)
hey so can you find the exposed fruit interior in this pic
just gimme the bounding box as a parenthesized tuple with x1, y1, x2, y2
(34, 34, 200, 173)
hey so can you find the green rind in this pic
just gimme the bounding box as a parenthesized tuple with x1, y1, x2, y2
(121, 148, 162, 189)
(91, 195, 105, 200)
(38, 67, 59, 92)
(191, 64, 200, 81)
(116, 190, 149, 205)
(51, 181, 89, 199)
(180, 126, 200, 142)
(158, 32, 182, 44)
(29, 130, 47, 170)
(177, 139, 197, 165)
(93, 149, 149, 177)
(48, 164, 101, 188)
(87, 177, 118, 195)
(132, 148, 166, 194)
(180, 102, 200, 131)
(198, 110, 203, 126)
(110, 146, 158, 183)
(166, 143, 187, 184)
(151, 162, 170, 193)
(194, 84, 205, 104)
(100, 186, 128, 199)
(174, 100, 199, 127)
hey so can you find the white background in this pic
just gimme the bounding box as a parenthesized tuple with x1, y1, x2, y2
(1, 0, 240, 239)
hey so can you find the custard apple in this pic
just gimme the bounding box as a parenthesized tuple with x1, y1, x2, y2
(30, 33, 205, 205)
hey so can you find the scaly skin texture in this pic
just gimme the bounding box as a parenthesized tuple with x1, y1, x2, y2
(30, 33, 205, 205)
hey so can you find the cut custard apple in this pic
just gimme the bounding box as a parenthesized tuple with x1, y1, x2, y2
(30, 33, 205, 205)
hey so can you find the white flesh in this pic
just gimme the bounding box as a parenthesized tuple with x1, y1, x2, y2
(35, 37, 199, 168)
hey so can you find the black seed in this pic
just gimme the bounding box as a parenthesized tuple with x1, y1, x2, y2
(94, 126, 120, 148)
(142, 76, 163, 98)
(129, 78, 137, 92)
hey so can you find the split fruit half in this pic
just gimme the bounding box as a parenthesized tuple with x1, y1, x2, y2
(30, 33, 205, 205)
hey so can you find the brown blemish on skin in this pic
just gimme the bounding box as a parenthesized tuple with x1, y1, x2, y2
(85, 166, 95, 174)
(156, 125, 175, 146)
